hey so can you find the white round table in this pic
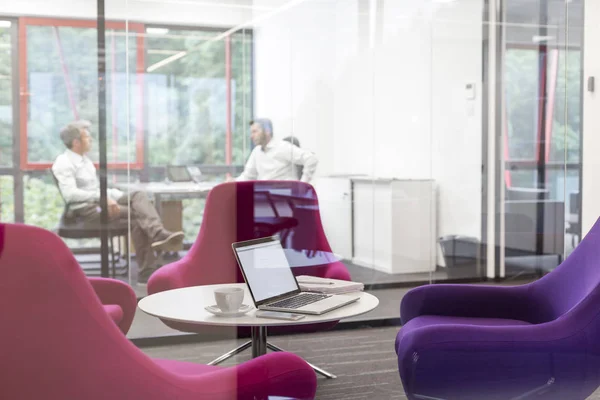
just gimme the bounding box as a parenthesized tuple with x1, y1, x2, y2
(138, 283, 379, 378)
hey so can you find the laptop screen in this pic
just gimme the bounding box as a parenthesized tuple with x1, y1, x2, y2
(234, 239, 299, 303)
(167, 165, 192, 182)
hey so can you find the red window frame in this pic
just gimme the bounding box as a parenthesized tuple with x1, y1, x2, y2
(18, 17, 146, 171)
(504, 44, 559, 187)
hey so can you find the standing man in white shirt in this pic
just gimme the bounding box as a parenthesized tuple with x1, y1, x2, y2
(236, 118, 318, 182)
(51, 120, 184, 283)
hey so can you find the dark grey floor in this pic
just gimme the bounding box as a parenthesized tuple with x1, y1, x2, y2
(139, 325, 600, 399)
(129, 277, 600, 399)
(344, 261, 482, 286)
(140, 326, 407, 399)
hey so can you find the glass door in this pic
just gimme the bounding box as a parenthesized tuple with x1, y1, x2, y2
(0, 18, 15, 223)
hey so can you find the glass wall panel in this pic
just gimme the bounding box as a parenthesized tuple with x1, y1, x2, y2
(0, 20, 12, 168)
(0, 175, 14, 222)
(24, 23, 140, 166)
(0, 1, 594, 399)
(503, 0, 582, 280)
(0, 0, 579, 359)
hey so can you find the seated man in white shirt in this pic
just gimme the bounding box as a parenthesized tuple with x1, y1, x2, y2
(51, 120, 184, 283)
(236, 118, 318, 182)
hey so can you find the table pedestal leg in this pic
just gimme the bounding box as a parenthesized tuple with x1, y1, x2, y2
(251, 326, 267, 357)
(207, 341, 252, 366)
(266, 342, 337, 379)
(206, 327, 337, 379)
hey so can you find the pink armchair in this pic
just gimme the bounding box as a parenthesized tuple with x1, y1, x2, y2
(0, 223, 317, 400)
(148, 181, 351, 329)
(148, 181, 351, 378)
(89, 277, 137, 334)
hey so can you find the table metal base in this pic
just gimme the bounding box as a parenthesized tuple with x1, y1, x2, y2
(207, 326, 336, 379)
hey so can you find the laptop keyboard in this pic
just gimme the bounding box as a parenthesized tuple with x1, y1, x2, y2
(267, 293, 330, 309)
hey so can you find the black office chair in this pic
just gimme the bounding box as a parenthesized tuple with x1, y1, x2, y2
(50, 170, 129, 278)
(253, 189, 298, 243)
(282, 136, 303, 180)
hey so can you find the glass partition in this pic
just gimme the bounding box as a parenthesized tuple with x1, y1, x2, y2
(502, 0, 582, 280)
(2, 1, 597, 398)
(0, 0, 578, 341)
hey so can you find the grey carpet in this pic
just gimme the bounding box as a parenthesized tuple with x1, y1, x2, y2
(140, 326, 406, 399)
(140, 325, 600, 399)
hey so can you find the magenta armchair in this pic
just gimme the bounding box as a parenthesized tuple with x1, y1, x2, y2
(89, 277, 137, 334)
(0, 223, 317, 400)
(148, 181, 350, 379)
(148, 181, 351, 329)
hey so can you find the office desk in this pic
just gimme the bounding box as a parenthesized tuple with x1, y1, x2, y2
(138, 283, 378, 379)
(117, 181, 219, 249)
(117, 181, 217, 207)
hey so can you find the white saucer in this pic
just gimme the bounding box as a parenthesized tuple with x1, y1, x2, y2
(205, 304, 253, 317)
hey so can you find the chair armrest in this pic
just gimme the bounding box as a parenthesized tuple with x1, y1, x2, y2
(168, 352, 317, 400)
(88, 277, 137, 334)
(401, 283, 532, 324)
(147, 261, 187, 295)
(323, 261, 351, 281)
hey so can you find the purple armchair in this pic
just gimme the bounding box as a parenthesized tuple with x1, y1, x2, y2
(396, 217, 600, 399)
(0, 223, 317, 400)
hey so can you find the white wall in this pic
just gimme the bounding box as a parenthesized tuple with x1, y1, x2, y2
(430, 2, 483, 238)
(582, 0, 600, 235)
(254, 0, 483, 239)
(0, 0, 253, 27)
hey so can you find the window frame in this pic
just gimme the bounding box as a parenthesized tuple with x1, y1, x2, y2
(18, 17, 146, 171)
(504, 42, 582, 188)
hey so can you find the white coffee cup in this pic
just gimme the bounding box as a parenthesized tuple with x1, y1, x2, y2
(214, 287, 244, 312)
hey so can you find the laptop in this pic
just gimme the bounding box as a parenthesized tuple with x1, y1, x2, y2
(232, 236, 360, 315)
(166, 165, 193, 182)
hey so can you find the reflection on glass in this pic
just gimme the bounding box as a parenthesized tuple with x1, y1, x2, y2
(0, 175, 14, 222)
(550, 50, 581, 163)
(25, 24, 139, 165)
(145, 28, 253, 167)
(506, 48, 539, 161)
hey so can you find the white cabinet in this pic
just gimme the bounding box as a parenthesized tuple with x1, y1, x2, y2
(316, 177, 437, 274)
(315, 177, 437, 274)
(312, 176, 353, 259)
(352, 178, 436, 274)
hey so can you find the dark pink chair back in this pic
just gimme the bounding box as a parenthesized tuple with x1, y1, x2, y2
(0, 223, 317, 399)
(0, 223, 174, 398)
(149, 181, 350, 295)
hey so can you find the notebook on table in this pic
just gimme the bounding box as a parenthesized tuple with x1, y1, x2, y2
(296, 275, 364, 295)
(232, 237, 360, 315)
